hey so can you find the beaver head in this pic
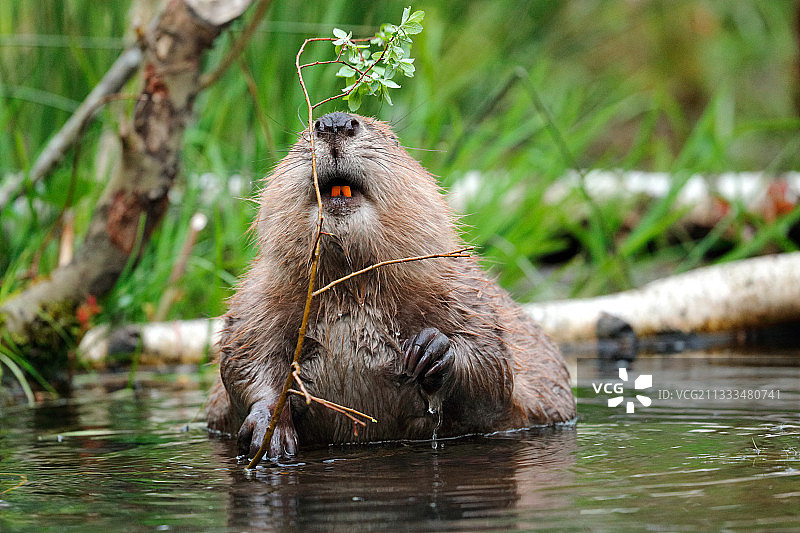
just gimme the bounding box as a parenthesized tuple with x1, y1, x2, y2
(256, 112, 461, 284)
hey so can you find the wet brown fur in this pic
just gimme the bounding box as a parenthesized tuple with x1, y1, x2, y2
(207, 114, 576, 454)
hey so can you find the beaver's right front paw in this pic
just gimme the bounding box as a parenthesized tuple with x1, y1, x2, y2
(237, 399, 298, 461)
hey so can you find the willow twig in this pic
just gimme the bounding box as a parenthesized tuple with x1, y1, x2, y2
(246, 25, 429, 468)
(246, 36, 325, 470)
(307, 33, 397, 110)
(291, 362, 312, 404)
(290, 32, 398, 111)
(246, 234, 321, 469)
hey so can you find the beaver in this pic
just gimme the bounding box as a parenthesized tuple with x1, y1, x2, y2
(206, 111, 576, 459)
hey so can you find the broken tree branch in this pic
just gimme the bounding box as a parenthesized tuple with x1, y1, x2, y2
(0, 46, 143, 212)
(0, 0, 254, 375)
(287, 389, 377, 432)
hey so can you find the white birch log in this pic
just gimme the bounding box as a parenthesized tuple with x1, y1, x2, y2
(449, 170, 800, 225)
(80, 319, 223, 366)
(525, 252, 800, 342)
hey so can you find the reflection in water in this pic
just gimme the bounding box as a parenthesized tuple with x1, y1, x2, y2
(0, 354, 798, 531)
(212, 429, 577, 531)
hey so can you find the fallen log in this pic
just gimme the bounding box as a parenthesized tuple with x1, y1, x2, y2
(525, 252, 800, 342)
(80, 319, 223, 367)
(77, 252, 800, 365)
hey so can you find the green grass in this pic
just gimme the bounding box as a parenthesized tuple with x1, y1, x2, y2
(1, 1, 799, 387)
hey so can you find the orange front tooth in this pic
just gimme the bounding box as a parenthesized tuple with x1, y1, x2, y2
(331, 185, 341, 197)
(342, 185, 352, 198)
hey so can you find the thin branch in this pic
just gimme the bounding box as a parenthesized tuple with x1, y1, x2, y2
(311, 63, 378, 110)
(299, 59, 344, 68)
(296, 34, 398, 110)
(246, 234, 321, 469)
(287, 389, 378, 425)
(246, 27, 431, 468)
(0, 47, 142, 211)
(309, 82, 350, 109)
(298, 40, 346, 69)
(313, 247, 475, 297)
(246, 36, 325, 470)
(291, 362, 312, 404)
(199, 0, 273, 89)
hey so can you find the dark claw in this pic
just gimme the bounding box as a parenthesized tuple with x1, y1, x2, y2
(402, 327, 454, 393)
(425, 352, 452, 378)
(403, 328, 437, 375)
(413, 334, 450, 379)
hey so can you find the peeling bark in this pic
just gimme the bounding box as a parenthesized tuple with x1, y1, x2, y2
(0, 0, 253, 376)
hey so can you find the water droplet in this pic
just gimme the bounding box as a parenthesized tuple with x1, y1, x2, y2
(427, 394, 443, 449)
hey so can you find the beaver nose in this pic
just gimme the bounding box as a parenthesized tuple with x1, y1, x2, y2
(314, 112, 360, 137)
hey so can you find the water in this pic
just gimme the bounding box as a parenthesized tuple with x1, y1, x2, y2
(1, 352, 798, 532)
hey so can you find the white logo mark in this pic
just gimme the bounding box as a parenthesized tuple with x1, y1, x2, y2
(607, 367, 652, 413)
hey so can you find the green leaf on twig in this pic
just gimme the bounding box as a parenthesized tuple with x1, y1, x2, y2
(333, 6, 424, 111)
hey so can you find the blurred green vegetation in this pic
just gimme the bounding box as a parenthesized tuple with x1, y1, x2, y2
(1, 0, 799, 338)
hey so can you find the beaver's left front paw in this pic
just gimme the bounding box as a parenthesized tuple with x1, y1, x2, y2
(237, 399, 297, 461)
(402, 327, 454, 393)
